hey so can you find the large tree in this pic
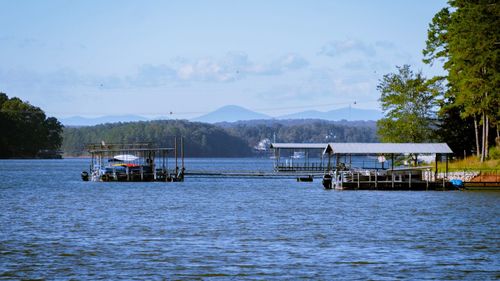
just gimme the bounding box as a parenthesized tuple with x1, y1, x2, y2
(377, 65, 441, 143)
(423, 0, 499, 161)
(0, 93, 63, 158)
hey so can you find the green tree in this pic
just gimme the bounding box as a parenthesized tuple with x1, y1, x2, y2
(376, 65, 441, 143)
(423, 0, 500, 161)
(0, 93, 63, 158)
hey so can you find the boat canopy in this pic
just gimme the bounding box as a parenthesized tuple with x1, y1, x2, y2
(113, 154, 139, 161)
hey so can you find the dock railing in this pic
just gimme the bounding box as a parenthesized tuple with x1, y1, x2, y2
(336, 168, 446, 190)
(274, 162, 326, 172)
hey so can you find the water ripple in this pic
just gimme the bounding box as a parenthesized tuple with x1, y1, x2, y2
(0, 159, 499, 280)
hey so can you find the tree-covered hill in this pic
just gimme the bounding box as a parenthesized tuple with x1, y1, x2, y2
(0, 93, 63, 158)
(62, 120, 253, 157)
(62, 119, 378, 157)
(221, 119, 377, 148)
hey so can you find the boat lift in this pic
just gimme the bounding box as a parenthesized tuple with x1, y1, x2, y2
(81, 138, 185, 182)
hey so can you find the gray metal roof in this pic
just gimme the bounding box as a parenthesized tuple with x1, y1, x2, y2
(323, 143, 453, 154)
(270, 143, 327, 149)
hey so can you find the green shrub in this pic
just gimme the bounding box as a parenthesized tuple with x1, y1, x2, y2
(489, 146, 500, 160)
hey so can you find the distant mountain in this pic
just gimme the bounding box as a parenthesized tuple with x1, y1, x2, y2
(60, 115, 154, 126)
(192, 105, 271, 123)
(61, 106, 381, 126)
(278, 107, 382, 121)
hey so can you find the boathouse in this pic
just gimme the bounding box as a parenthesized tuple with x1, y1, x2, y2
(324, 142, 453, 189)
(83, 139, 185, 182)
(271, 142, 454, 189)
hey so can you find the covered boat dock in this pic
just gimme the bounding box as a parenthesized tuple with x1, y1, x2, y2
(84, 139, 185, 182)
(270, 142, 454, 189)
(322, 142, 453, 189)
(270, 143, 328, 172)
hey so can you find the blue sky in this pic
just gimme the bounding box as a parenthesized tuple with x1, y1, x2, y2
(0, 0, 447, 118)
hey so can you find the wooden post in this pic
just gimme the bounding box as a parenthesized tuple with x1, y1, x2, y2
(174, 136, 178, 176)
(277, 148, 280, 168)
(391, 172, 395, 189)
(357, 172, 360, 189)
(435, 154, 438, 182)
(375, 170, 378, 188)
(181, 137, 185, 171)
(327, 151, 332, 171)
(409, 172, 411, 189)
(445, 154, 448, 180)
(391, 154, 394, 170)
(152, 151, 156, 180)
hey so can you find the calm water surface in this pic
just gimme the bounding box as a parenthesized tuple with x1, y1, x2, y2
(0, 159, 499, 280)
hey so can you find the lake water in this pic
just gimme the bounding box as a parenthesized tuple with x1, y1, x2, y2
(0, 159, 499, 280)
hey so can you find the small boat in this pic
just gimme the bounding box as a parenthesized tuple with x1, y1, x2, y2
(322, 174, 333, 189)
(291, 151, 305, 159)
(113, 154, 139, 161)
(297, 175, 314, 182)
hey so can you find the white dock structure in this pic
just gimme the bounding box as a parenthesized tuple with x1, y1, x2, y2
(271, 142, 454, 189)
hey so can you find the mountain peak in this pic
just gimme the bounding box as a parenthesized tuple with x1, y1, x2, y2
(192, 105, 270, 123)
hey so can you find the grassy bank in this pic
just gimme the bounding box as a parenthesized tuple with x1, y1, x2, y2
(436, 156, 500, 172)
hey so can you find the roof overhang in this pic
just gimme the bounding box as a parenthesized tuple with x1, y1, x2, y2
(323, 143, 453, 155)
(270, 143, 328, 149)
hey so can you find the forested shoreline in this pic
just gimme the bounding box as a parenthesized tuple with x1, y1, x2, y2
(62, 119, 378, 157)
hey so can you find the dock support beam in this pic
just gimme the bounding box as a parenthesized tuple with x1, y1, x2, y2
(391, 154, 394, 170)
(445, 154, 448, 180)
(175, 136, 178, 176)
(181, 137, 185, 171)
(435, 153, 439, 182)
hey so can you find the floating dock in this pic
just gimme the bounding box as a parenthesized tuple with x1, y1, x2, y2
(185, 171, 324, 179)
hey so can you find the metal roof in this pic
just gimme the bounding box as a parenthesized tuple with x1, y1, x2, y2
(323, 143, 453, 154)
(88, 148, 175, 153)
(270, 143, 327, 149)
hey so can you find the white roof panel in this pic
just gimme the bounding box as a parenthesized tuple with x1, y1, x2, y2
(324, 143, 453, 154)
(270, 143, 327, 149)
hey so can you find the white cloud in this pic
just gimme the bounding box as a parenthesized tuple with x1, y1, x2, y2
(320, 39, 376, 57)
(128, 64, 176, 87)
(172, 52, 308, 82)
(0, 52, 310, 94)
(257, 67, 378, 105)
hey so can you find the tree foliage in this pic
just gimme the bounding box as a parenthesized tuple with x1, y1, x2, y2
(62, 120, 253, 157)
(376, 65, 441, 143)
(423, 0, 499, 160)
(62, 119, 378, 157)
(0, 93, 64, 158)
(223, 120, 377, 147)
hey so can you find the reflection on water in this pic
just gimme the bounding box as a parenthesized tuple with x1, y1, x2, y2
(0, 159, 499, 280)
